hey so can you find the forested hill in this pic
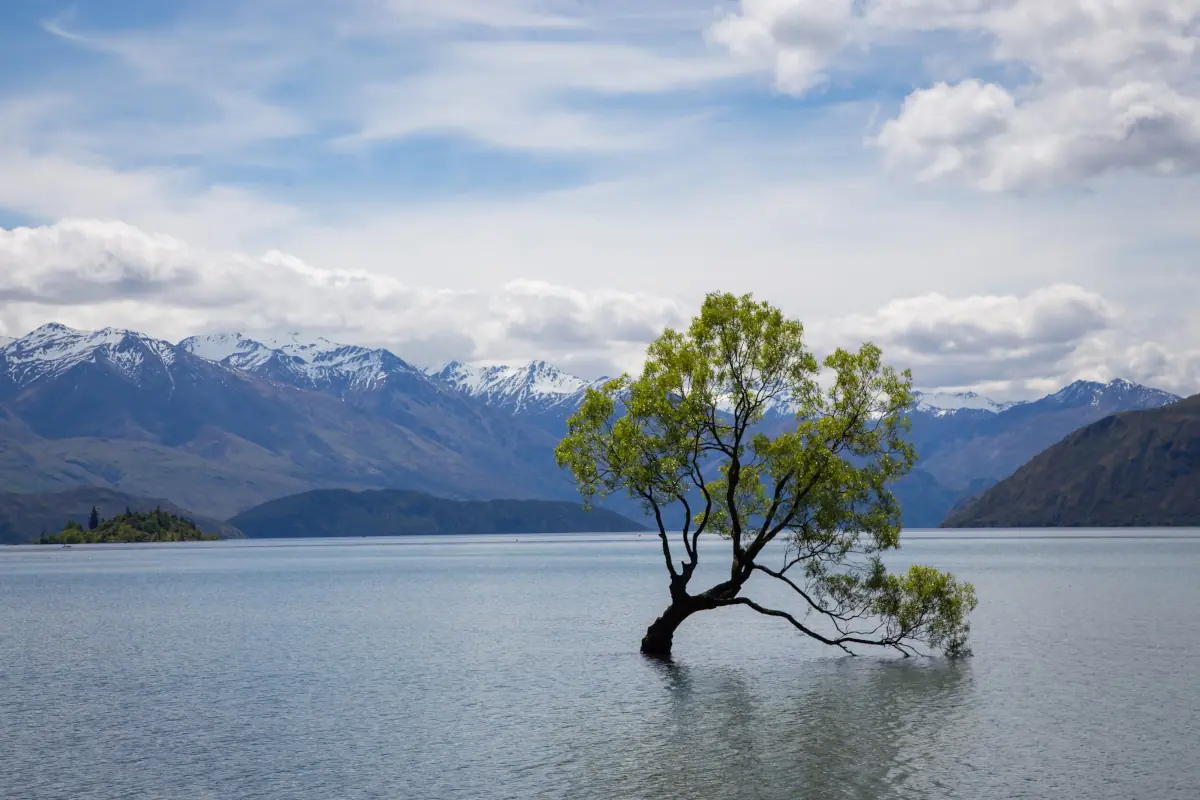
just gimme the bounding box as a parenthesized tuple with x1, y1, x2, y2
(0, 488, 243, 544)
(37, 508, 219, 544)
(942, 394, 1200, 528)
(229, 489, 648, 538)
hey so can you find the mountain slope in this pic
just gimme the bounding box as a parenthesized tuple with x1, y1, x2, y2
(0, 323, 1184, 528)
(908, 379, 1180, 491)
(0, 487, 244, 544)
(0, 325, 573, 517)
(230, 488, 647, 537)
(942, 394, 1200, 527)
(911, 390, 1018, 416)
(179, 332, 424, 393)
(427, 360, 609, 437)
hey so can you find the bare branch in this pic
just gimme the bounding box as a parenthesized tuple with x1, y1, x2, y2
(729, 597, 922, 655)
(646, 495, 678, 580)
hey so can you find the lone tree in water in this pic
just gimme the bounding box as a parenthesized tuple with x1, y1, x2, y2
(556, 292, 977, 659)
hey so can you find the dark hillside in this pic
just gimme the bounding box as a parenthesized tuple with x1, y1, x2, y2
(231, 489, 648, 537)
(942, 395, 1200, 528)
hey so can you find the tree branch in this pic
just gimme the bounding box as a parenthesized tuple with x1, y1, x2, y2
(729, 597, 921, 655)
(646, 494, 678, 580)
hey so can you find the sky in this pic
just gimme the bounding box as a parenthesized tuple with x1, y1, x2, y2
(0, 0, 1198, 398)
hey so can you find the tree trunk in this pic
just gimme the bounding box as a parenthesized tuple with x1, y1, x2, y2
(640, 599, 699, 658)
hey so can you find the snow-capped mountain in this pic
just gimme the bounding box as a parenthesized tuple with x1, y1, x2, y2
(1036, 378, 1179, 411)
(0, 322, 575, 518)
(0, 322, 180, 390)
(911, 390, 1019, 417)
(429, 360, 607, 414)
(179, 332, 424, 393)
(0, 320, 1191, 529)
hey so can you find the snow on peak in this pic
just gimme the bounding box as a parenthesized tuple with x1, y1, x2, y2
(430, 360, 603, 412)
(177, 332, 270, 366)
(179, 332, 418, 391)
(1045, 378, 1180, 409)
(911, 390, 1016, 416)
(2, 322, 178, 388)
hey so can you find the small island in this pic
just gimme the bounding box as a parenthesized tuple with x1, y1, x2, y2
(36, 507, 220, 544)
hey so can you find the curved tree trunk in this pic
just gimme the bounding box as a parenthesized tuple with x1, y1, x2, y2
(640, 578, 746, 658)
(640, 599, 699, 658)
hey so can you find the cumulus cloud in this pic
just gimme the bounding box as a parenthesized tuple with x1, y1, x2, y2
(708, 0, 855, 94)
(1, 221, 1196, 395)
(712, 0, 1200, 190)
(818, 284, 1124, 389)
(0, 220, 689, 375)
(878, 79, 1200, 191)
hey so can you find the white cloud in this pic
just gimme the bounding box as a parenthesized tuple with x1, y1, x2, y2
(819, 284, 1128, 389)
(2, 0, 1199, 400)
(0, 219, 689, 375)
(877, 79, 1200, 191)
(3, 220, 1196, 396)
(347, 41, 748, 153)
(712, 0, 1200, 190)
(708, 0, 854, 95)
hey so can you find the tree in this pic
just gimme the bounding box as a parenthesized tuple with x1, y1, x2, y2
(556, 292, 977, 659)
(88, 506, 100, 531)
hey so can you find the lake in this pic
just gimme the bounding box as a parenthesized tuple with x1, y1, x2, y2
(2, 531, 1198, 799)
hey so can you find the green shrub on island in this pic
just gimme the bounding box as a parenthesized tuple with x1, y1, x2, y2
(36, 507, 219, 544)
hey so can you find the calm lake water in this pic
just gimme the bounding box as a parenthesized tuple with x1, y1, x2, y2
(2, 531, 1198, 799)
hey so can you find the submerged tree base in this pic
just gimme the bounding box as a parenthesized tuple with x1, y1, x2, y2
(640, 601, 698, 657)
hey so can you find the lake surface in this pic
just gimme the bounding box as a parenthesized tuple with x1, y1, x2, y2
(2, 531, 1198, 799)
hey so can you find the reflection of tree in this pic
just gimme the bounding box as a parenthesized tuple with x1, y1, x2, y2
(551, 658, 972, 800)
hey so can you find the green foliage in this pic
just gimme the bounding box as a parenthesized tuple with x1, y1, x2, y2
(556, 291, 978, 657)
(36, 506, 219, 544)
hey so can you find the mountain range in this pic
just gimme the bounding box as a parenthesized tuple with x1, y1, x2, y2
(943, 394, 1200, 527)
(0, 323, 1182, 526)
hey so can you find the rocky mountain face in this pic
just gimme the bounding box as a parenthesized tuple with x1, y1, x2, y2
(942, 394, 1200, 528)
(0, 323, 1183, 526)
(427, 360, 608, 434)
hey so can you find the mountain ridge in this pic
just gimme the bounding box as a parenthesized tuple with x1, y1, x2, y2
(0, 323, 574, 518)
(0, 322, 1185, 527)
(230, 488, 648, 537)
(941, 394, 1200, 527)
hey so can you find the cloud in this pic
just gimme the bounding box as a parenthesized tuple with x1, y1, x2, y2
(3, 219, 1195, 396)
(346, 41, 748, 153)
(0, 219, 689, 375)
(712, 0, 1200, 190)
(371, 0, 587, 30)
(2, 0, 1199, 400)
(820, 284, 1124, 389)
(708, 0, 854, 95)
(877, 79, 1200, 191)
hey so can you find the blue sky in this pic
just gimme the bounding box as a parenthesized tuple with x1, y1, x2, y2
(1, 0, 1198, 397)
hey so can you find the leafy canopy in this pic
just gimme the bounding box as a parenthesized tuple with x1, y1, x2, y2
(37, 507, 218, 544)
(556, 292, 977, 657)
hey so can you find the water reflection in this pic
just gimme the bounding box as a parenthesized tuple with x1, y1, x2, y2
(558, 657, 972, 800)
